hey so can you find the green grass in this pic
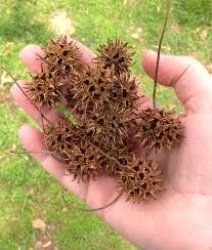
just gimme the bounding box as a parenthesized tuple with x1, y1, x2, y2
(0, 0, 211, 249)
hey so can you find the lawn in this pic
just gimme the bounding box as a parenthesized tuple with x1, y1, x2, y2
(0, 0, 211, 249)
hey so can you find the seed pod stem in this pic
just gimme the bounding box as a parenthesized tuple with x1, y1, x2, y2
(152, 0, 171, 108)
(3, 67, 51, 125)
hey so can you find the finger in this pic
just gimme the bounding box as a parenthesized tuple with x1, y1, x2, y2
(11, 81, 61, 126)
(142, 51, 212, 113)
(19, 124, 119, 206)
(136, 90, 153, 111)
(70, 38, 96, 65)
(13, 40, 96, 125)
(20, 39, 96, 73)
(19, 125, 158, 247)
(20, 44, 45, 73)
(19, 124, 89, 199)
(15, 39, 97, 123)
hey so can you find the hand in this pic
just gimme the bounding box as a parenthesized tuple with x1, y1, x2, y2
(11, 41, 212, 250)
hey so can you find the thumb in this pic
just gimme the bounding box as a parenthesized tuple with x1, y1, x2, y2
(142, 51, 212, 114)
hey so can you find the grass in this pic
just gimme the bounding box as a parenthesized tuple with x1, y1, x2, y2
(0, 0, 211, 249)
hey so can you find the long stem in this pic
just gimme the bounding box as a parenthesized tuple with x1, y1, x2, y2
(152, 0, 171, 109)
(3, 67, 51, 125)
(62, 191, 123, 212)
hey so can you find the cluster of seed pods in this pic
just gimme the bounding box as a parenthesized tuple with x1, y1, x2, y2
(24, 36, 183, 203)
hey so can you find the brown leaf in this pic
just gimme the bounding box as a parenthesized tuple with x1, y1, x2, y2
(172, 23, 180, 34)
(0, 70, 13, 85)
(200, 30, 208, 41)
(206, 64, 212, 74)
(42, 241, 52, 248)
(32, 218, 46, 232)
(131, 28, 142, 39)
(4, 42, 14, 55)
(62, 205, 74, 212)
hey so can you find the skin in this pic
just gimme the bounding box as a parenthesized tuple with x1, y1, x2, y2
(11, 41, 212, 250)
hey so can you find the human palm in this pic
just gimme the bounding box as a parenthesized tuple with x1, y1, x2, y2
(11, 41, 212, 250)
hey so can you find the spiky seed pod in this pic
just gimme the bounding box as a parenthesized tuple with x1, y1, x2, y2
(119, 157, 163, 202)
(79, 119, 133, 176)
(100, 148, 133, 176)
(96, 39, 134, 74)
(69, 65, 138, 118)
(69, 65, 115, 116)
(24, 69, 66, 108)
(65, 140, 103, 182)
(44, 119, 79, 157)
(84, 110, 131, 151)
(42, 36, 81, 76)
(110, 73, 138, 110)
(134, 108, 183, 152)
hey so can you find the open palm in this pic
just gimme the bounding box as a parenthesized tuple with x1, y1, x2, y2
(11, 41, 212, 250)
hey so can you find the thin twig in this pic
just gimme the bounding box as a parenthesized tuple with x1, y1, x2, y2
(68, 104, 121, 167)
(152, 0, 171, 108)
(78, 134, 123, 168)
(3, 67, 51, 125)
(39, 105, 45, 133)
(62, 191, 123, 212)
(2, 149, 66, 163)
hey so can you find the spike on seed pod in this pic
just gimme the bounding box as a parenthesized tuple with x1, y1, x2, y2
(69, 64, 115, 115)
(42, 35, 81, 76)
(110, 73, 138, 109)
(65, 140, 103, 182)
(44, 119, 79, 157)
(134, 108, 183, 152)
(96, 39, 134, 74)
(119, 157, 163, 202)
(24, 69, 66, 108)
(83, 106, 133, 153)
(69, 64, 139, 119)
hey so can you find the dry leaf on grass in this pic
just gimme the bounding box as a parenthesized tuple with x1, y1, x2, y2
(49, 10, 75, 35)
(206, 64, 212, 74)
(131, 28, 142, 39)
(0, 69, 13, 85)
(172, 23, 180, 34)
(42, 241, 52, 248)
(32, 218, 47, 232)
(200, 30, 208, 41)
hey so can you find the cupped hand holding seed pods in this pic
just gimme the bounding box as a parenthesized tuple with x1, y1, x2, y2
(12, 41, 212, 250)
(18, 37, 178, 202)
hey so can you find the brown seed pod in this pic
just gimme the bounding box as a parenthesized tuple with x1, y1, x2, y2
(24, 69, 66, 108)
(69, 64, 115, 116)
(44, 119, 79, 157)
(42, 35, 81, 76)
(96, 39, 134, 74)
(110, 73, 138, 110)
(119, 157, 163, 202)
(84, 112, 131, 152)
(134, 108, 183, 152)
(65, 140, 103, 182)
(69, 64, 138, 118)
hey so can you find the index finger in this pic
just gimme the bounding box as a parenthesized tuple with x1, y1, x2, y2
(20, 39, 96, 73)
(11, 39, 97, 125)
